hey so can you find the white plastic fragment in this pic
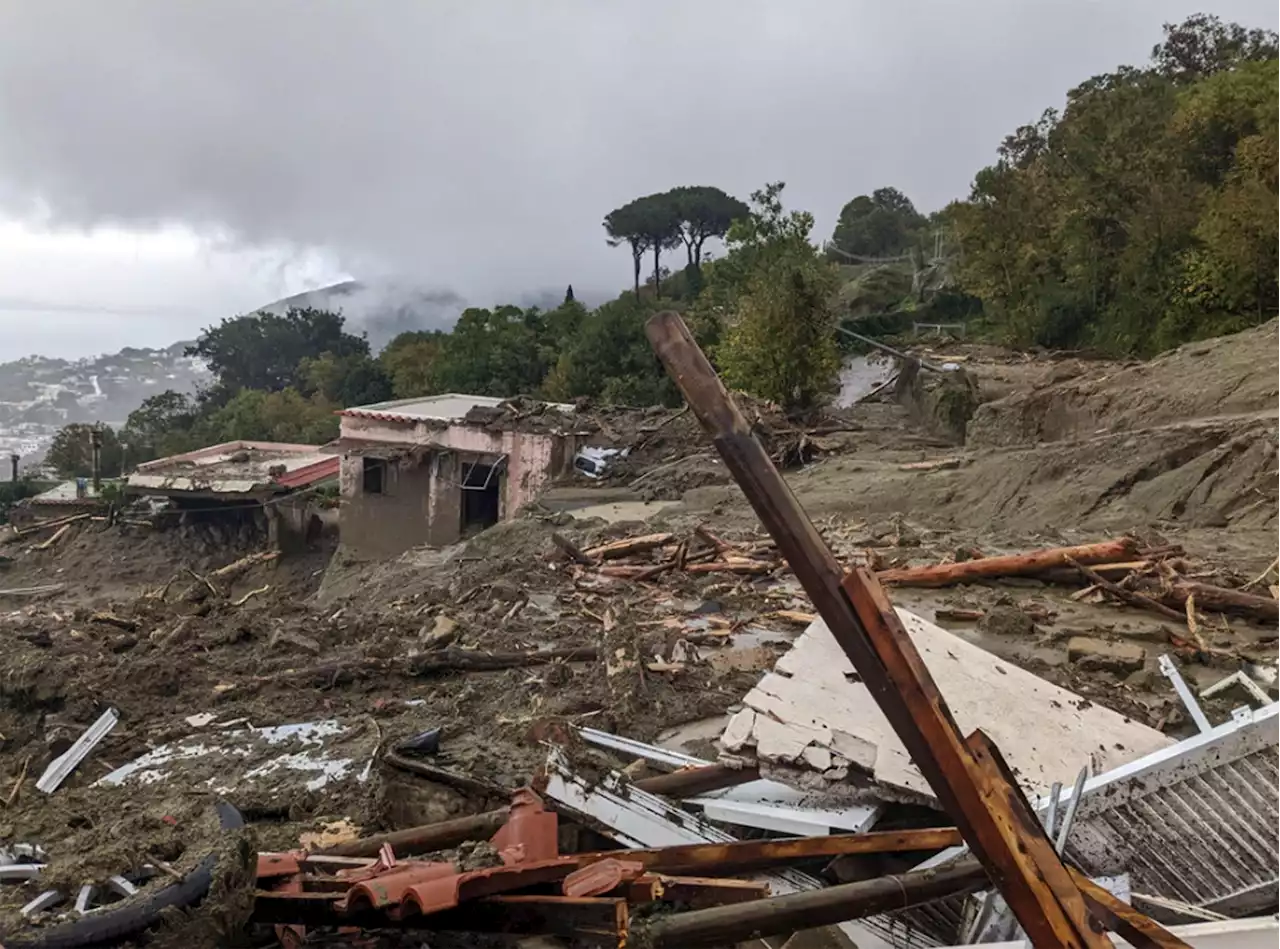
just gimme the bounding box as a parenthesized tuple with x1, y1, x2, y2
(106, 874, 139, 897)
(1158, 654, 1212, 733)
(0, 863, 45, 880)
(37, 707, 120, 793)
(20, 890, 63, 917)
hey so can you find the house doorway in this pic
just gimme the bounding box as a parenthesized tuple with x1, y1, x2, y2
(460, 461, 501, 533)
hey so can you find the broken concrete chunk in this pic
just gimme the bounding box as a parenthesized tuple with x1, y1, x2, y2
(801, 745, 833, 772)
(718, 708, 756, 753)
(1067, 636, 1146, 674)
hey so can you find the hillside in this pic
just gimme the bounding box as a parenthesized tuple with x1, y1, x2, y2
(0, 343, 210, 466)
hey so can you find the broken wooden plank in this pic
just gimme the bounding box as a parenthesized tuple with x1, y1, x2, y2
(1070, 870, 1193, 949)
(876, 539, 1139, 587)
(583, 533, 675, 561)
(845, 570, 1112, 948)
(646, 311, 1117, 949)
(33, 524, 71, 550)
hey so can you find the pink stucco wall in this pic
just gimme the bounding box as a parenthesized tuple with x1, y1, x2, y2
(339, 414, 570, 522)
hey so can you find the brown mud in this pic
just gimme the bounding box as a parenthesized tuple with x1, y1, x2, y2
(0, 321, 1274, 943)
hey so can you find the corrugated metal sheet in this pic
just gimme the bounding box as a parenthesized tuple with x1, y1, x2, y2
(863, 702, 1279, 946)
(1063, 708, 1278, 916)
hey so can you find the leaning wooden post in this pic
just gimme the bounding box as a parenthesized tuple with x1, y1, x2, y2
(645, 311, 1188, 949)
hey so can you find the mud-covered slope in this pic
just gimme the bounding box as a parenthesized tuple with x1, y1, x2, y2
(968, 319, 1279, 448)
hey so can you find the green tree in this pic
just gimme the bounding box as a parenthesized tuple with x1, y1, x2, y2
(1166, 60, 1279, 341)
(542, 296, 678, 406)
(669, 186, 750, 269)
(1152, 12, 1278, 82)
(604, 202, 653, 297)
(381, 330, 446, 398)
(45, 424, 126, 479)
(298, 352, 394, 406)
(714, 183, 842, 412)
(830, 187, 926, 259)
(187, 306, 370, 396)
(122, 390, 200, 461)
(201, 388, 340, 445)
(431, 306, 547, 396)
(0, 478, 41, 525)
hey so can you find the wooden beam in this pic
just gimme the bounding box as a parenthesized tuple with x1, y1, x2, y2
(1070, 870, 1194, 949)
(638, 859, 988, 948)
(844, 566, 1111, 947)
(622, 762, 760, 798)
(572, 827, 964, 875)
(645, 311, 1114, 949)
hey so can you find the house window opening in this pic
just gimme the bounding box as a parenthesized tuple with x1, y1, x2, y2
(460, 457, 503, 532)
(362, 457, 386, 495)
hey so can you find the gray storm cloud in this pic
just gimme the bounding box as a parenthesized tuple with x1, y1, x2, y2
(0, 0, 1275, 315)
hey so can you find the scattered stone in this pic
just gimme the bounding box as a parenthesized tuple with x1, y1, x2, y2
(269, 630, 322, 654)
(423, 614, 459, 648)
(978, 606, 1036, 639)
(1067, 636, 1146, 674)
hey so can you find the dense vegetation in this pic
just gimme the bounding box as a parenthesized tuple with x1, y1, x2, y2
(951, 14, 1277, 352)
(38, 14, 1277, 479)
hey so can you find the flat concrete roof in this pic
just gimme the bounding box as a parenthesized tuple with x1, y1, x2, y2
(127, 440, 338, 495)
(341, 393, 573, 424)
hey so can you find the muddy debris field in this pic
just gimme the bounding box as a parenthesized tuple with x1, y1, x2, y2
(0, 320, 1275, 946)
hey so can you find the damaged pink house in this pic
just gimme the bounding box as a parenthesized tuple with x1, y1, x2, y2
(334, 394, 581, 556)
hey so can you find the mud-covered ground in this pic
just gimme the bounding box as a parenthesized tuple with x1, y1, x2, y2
(0, 321, 1275, 944)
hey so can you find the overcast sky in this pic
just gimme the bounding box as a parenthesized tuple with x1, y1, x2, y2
(0, 0, 1275, 361)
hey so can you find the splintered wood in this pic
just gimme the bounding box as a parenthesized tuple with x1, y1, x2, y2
(645, 310, 1191, 949)
(558, 525, 782, 581)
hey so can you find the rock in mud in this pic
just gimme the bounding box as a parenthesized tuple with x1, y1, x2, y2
(1067, 636, 1146, 674)
(978, 605, 1037, 639)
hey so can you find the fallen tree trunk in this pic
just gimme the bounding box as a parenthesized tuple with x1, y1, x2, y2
(211, 549, 280, 579)
(1157, 580, 1279, 624)
(876, 538, 1139, 588)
